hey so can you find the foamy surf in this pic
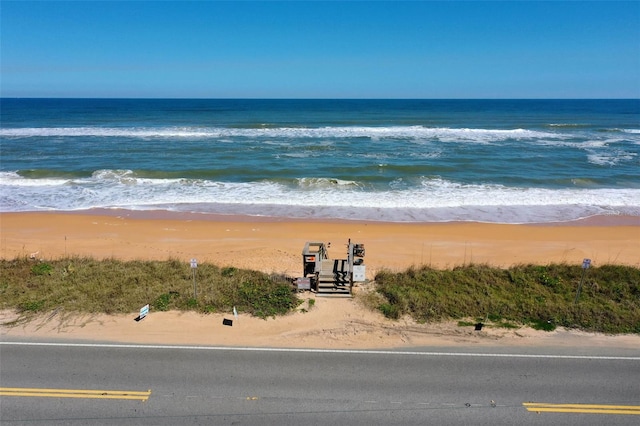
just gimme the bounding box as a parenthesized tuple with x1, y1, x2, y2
(2, 99, 638, 224)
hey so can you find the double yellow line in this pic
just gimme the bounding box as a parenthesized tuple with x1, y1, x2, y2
(524, 402, 640, 415)
(0, 387, 151, 402)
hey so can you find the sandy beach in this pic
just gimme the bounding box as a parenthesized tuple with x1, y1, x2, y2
(1, 211, 639, 349)
(2, 211, 639, 276)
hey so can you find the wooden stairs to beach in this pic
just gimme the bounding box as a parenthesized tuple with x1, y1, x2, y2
(316, 259, 351, 296)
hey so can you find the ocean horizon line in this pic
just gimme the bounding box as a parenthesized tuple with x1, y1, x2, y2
(2, 97, 639, 101)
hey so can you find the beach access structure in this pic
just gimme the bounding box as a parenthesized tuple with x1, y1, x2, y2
(299, 240, 366, 296)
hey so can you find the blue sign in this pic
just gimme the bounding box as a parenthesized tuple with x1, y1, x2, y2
(139, 304, 149, 320)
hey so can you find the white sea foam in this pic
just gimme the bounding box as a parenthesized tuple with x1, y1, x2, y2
(0, 171, 68, 186)
(587, 151, 637, 166)
(548, 123, 589, 128)
(0, 126, 562, 143)
(2, 171, 639, 223)
(296, 177, 362, 188)
(534, 137, 640, 152)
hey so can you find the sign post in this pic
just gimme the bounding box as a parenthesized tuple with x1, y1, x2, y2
(190, 258, 198, 299)
(574, 258, 590, 304)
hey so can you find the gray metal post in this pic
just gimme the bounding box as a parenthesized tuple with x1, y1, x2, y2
(190, 258, 198, 299)
(348, 239, 353, 294)
(193, 269, 197, 299)
(574, 258, 590, 304)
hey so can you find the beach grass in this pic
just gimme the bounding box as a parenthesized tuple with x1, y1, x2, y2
(373, 263, 640, 334)
(2, 257, 639, 333)
(0, 257, 299, 320)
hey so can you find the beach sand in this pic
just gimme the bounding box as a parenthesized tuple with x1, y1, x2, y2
(1, 211, 639, 349)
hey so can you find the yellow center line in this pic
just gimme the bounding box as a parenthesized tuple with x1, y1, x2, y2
(524, 402, 640, 415)
(0, 387, 151, 401)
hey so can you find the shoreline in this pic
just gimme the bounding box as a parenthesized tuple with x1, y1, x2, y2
(5, 207, 640, 226)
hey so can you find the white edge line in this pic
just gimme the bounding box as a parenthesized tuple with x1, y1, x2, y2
(1, 341, 639, 360)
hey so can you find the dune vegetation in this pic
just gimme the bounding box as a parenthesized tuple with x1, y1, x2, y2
(1, 257, 298, 320)
(1, 257, 639, 333)
(373, 263, 640, 333)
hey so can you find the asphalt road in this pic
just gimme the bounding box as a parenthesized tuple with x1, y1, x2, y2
(1, 341, 639, 425)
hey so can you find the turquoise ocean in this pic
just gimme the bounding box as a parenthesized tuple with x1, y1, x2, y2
(1, 99, 638, 223)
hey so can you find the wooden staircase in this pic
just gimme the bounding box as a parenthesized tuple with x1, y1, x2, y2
(316, 259, 351, 296)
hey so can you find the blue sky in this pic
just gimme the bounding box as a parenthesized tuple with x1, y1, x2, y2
(1, 1, 639, 98)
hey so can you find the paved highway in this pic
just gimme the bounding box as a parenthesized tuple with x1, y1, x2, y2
(1, 341, 639, 425)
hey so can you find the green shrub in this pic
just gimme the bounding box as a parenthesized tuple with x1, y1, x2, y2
(529, 319, 557, 331)
(19, 299, 46, 312)
(494, 321, 519, 329)
(153, 293, 173, 311)
(221, 267, 237, 277)
(378, 303, 400, 319)
(31, 263, 53, 276)
(238, 280, 298, 319)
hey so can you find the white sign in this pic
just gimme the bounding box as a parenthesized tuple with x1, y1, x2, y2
(353, 265, 366, 282)
(139, 304, 149, 320)
(190, 258, 198, 269)
(582, 258, 591, 269)
(295, 277, 311, 290)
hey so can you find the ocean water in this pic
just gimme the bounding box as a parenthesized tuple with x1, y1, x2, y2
(1, 98, 639, 223)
